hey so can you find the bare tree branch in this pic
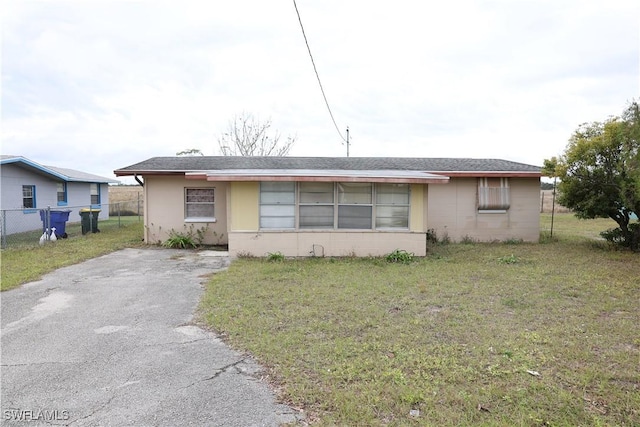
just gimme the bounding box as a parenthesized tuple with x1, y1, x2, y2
(218, 112, 296, 156)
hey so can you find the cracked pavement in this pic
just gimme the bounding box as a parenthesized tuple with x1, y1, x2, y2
(1, 248, 302, 426)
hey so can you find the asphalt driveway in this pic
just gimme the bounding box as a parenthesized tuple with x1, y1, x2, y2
(1, 248, 301, 426)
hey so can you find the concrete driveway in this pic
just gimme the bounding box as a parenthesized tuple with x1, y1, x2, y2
(1, 248, 301, 426)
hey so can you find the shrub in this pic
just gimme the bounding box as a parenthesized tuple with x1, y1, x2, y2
(266, 251, 285, 262)
(162, 224, 208, 249)
(385, 249, 415, 264)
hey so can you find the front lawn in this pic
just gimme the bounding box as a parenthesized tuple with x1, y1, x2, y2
(200, 214, 640, 425)
(0, 219, 143, 291)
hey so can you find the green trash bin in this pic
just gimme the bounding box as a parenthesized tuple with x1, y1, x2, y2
(80, 208, 101, 234)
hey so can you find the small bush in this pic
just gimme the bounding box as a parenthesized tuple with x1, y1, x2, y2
(162, 224, 208, 249)
(497, 254, 520, 264)
(266, 251, 285, 262)
(385, 249, 415, 264)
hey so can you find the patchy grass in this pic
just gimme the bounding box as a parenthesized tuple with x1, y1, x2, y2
(200, 215, 640, 426)
(1, 219, 143, 291)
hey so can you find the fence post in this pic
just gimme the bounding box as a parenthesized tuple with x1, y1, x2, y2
(46, 206, 51, 241)
(1, 210, 6, 249)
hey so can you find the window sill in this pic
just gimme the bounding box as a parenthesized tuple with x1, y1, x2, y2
(185, 217, 217, 223)
(478, 209, 508, 214)
(57, 202, 68, 207)
(23, 209, 37, 214)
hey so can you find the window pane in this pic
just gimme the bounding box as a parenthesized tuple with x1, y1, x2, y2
(261, 182, 295, 192)
(338, 183, 372, 204)
(186, 203, 215, 217)
(376, 184, 409, 204)
(376, 206, 409, 228)
(260, 216, 295, 229)
(338, 205, 372, 229)
(300, 182, 333, 203)
(260, 191, 295, 204)
(186, 188, 214, 203)
(300, 205, 334, 228)
(261, 205, 295, 217)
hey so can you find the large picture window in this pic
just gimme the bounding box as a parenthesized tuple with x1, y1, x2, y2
(185, 188, 215, 220)
(259, 182, 410, 230)
(260, 182, 295, 229)
(478, 178, 510, 211)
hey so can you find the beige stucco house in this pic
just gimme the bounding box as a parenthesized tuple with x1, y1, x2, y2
(114, 156, 541, 257)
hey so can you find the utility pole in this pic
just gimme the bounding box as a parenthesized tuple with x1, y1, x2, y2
(346, 127, 350, 157)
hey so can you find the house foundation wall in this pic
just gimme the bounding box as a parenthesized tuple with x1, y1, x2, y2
(228, 231, 427, 258)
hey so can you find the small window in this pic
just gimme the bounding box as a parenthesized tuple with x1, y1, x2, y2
(478, 178, 510, 211)
(90, 183, 101, 205)
(185, 188, 215, 220)
(260, 182, 295, 229)
(23, 185, 36, 209)
(57, 182, 68, 205)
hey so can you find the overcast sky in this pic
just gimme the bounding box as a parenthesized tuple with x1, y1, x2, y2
(2, 0, 638, 183)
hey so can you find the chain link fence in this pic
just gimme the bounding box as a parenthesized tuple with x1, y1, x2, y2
(0, 201, 142, 249)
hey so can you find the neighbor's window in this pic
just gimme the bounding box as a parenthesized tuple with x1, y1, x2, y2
(90, 183, 101, 205)
(299, 182, 334, 229)
(478, 178, 510, 211)
(185, 188, 215, 220)
(375, 183, 410, 228)
(338, 183, 372, 229)
(260, 182, 295, 229)
(22, 185, 36, 209)
(57, 182, 68, 205)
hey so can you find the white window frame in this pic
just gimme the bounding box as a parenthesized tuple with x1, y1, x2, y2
(90, 183, 101, 207)
(22, 185, 36, 211)
(185, 188, 216, 222)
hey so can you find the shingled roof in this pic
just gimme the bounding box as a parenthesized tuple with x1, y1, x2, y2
(115, 156, 541, 178)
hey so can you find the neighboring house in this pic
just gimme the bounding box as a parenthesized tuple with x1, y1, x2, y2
(114, 156, 541, 257)
(1, 155, 117, 235)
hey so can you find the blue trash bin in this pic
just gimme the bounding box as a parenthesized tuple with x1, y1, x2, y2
(40, 209, 72, 238)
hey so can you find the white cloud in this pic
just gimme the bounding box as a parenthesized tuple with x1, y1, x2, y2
(1, 0, 638, 182)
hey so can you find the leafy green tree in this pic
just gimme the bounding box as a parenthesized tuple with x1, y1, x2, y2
(549, 101, 640, 250)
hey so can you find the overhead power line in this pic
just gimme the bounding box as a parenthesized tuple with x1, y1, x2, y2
(292, 0, 347, 144)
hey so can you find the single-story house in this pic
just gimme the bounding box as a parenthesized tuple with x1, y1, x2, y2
(1, 155, 117, 235)
(114, 156, 541, 257)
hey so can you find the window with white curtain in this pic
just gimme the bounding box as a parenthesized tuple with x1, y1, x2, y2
(478, 178, 510, 211)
